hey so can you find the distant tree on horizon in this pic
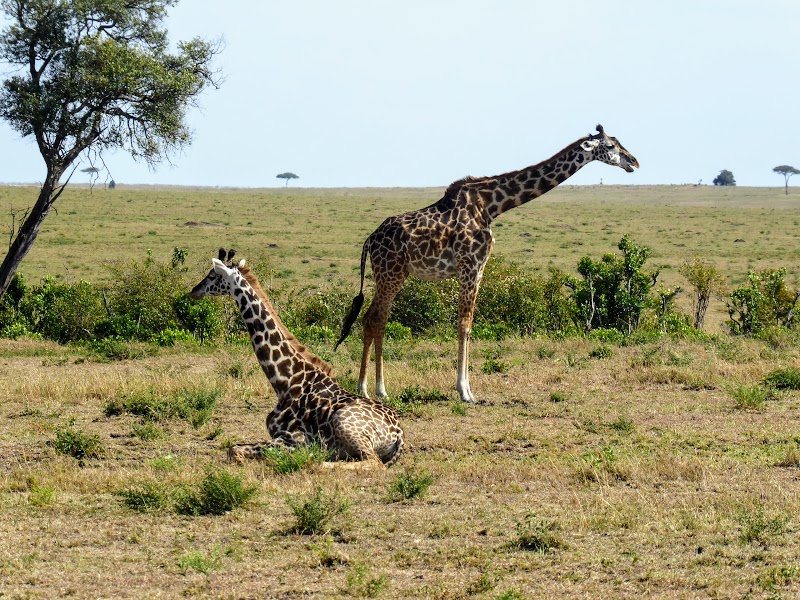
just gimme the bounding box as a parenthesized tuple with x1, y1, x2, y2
(713, 170, 736, 186)
(773, 165, 800, 195)
(0, 0, 220, 301)
(277, 172, 299, 187)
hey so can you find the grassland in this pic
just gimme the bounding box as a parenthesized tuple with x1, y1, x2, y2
(1, 184, 800, 599)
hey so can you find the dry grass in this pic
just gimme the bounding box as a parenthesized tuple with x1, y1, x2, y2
(2, 184, 800, 597)
(1, 335, 800, 598)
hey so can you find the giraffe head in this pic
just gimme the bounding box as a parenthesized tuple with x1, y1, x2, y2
(189, 248, 243, 299)
(580, 124, 639, 173)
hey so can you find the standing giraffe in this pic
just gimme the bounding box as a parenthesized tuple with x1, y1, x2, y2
(335, 125, 639, 403)
(190, 248, 404, 466)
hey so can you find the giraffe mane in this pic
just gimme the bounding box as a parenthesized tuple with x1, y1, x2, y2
(442, 175, 493, 200)
(238, 264, 334, 377)
(442, 137, 590, 200)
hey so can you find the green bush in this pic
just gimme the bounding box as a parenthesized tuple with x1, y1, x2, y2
(384, 321, 412, 341)
(589, 345, 613, 359)
(386, 466, 434, 502)
(151, 327, 195, 347)
(566, 235, 658, 335)
(727, 268, 800, 335)
(762, 367, 800, 390)
(474, 258, 575, 337)
(286, 486, 351, 535)
(16, 277, 105, 343)
(103, 250, 187, 340)
(173, 292, 222, 343)
(111, 387, 219, 427)
(729, 384, 769, 410)
(116, 482, 170, 512)
(94, 315, 138, 340)
(282, 282, 355, 332)
(52, 421, 105, 459)
(85, 337, 148, 361)
(390, 277, 457, 335)
(0, 273, 30, 336)
(174, 468, 257, 516)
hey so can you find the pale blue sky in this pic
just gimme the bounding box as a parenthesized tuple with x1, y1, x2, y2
(2, 1, 799, 188)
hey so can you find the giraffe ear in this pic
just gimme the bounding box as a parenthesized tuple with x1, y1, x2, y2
(581, 139, 599, 152)
(211, 258, 231, 275)
(238, 259, 246, 269)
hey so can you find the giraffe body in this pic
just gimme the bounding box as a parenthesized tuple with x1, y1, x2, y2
(190, 250, 404, 465)
(335, 125, 639, 402)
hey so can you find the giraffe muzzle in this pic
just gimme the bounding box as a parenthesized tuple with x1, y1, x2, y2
(621, 154, 639, 173)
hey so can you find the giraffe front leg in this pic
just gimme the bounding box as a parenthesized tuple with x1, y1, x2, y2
(456, 328, 475, 403)
(456, 262, 485, 403)
(228, 432, 303, 464)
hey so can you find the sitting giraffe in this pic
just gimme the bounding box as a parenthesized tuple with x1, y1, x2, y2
(190, 248, 404, 466)
(335, 125, 639, 402)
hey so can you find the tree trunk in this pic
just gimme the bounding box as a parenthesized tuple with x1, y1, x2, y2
(0, 172, 62, 299)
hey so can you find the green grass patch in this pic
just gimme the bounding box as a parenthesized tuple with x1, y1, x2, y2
(130, 421, 163, 441)
(286, 486, 351, 535)
(106, 386, 220, 427)
(511, 512, 562, 554)
(342, 562, 388, 598)
(116, 482, 171, 513)
(173, 468, 258, 516)
(762, 367, 800, 390)
(386, 466, 434, 502)
(51, 420, 105, 460)
(729, 384, 768, 410)
(261, 441, 331, 474)
(176, 548, 223, 575)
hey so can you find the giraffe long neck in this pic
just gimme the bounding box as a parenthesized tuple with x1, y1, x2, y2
(230, 270, 328, 400)
(479, 138, 593, 219)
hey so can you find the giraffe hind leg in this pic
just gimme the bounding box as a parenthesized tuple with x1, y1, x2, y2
(361, 276, 405, 399)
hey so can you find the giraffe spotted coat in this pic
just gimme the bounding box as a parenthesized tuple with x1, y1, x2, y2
(335, 125, 639, 402)
(190, 249, 404, 465)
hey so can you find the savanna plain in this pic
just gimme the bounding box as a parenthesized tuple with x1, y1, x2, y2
(1, 183, 800, 599)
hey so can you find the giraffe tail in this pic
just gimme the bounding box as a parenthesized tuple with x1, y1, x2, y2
(381, 434, 405, 467)
(333, 238, 369, 351)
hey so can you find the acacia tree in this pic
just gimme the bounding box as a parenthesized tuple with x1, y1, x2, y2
(712, 170, 736, 186)
(773, 165, 800, 196)
(276, 172, 299, 187)
(0, 0, 219, 299)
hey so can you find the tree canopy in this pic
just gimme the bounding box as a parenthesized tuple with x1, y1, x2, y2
(773, 165, 800, 195)
(0, 0, 220, 299)
(712, 170, 736, 186)
(276, 172, 299, 186)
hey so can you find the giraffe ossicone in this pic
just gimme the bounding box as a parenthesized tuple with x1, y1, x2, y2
(190, 248, 405, 466)
(335, 125, 638, 403)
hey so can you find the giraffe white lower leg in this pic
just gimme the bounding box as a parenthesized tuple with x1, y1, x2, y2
(373, 334, 388, 398)
(455, 328, 475, 403)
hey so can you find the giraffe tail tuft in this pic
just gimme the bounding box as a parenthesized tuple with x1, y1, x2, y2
(334, 237, 370, 351)
(334, 292, 364, 351)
